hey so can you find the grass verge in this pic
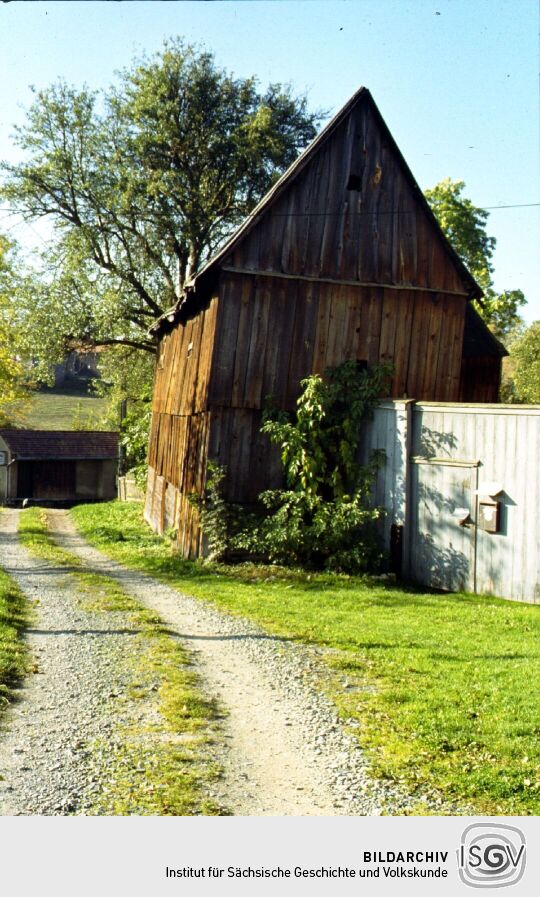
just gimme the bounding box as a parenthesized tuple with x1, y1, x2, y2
(19, 507, 224, 815)
(70, 500, 540, 816)
(0, 567, 31, 720)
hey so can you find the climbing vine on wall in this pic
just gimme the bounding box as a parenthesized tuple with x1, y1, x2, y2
(197, 361, 390, 573)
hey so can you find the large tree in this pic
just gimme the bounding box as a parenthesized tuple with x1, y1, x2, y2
(424, 178, 526, 338)
(1, 39, 321, 363)
(505, 321, 540, 403)
(0, 234, 29, 424)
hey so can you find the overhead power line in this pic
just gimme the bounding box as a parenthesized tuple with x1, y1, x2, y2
(481, 203, 540, 210)
(0, 202, 539, 219)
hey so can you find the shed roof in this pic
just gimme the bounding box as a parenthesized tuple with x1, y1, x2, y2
(0, 430, 118, 460)
(151, 87, 482, 336)
(462, 305, 508, 358)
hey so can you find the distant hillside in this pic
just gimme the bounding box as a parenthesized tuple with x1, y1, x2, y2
(18, 388, 109, 430)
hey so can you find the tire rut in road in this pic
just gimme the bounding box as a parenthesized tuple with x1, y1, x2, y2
(48, 509, 403, 816)
(0, 508, 143, 815)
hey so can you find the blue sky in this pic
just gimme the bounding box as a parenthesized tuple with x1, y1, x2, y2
(0, 0, 538, 320)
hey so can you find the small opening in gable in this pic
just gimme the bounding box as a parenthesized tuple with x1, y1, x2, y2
(346, 173, 362, 191)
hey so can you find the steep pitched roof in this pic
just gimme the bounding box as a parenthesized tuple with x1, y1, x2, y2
(462, 305, 508, 358)
(0, 430, 118, 460)
(151, 87, 482, 335)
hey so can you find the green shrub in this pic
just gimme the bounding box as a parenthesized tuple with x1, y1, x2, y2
(198, 361, 390, 573)
(234, 483, 384, 573)
(119, 389, 152, 487)
(193, 463, 247, 562)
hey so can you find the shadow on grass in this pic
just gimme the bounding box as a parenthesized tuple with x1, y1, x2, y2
(25, 627, 141, 637)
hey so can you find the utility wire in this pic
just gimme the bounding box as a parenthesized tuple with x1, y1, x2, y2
(0, 203, 538, 218)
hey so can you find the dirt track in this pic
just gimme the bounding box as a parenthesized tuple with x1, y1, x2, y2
(0, 508, 405, 815)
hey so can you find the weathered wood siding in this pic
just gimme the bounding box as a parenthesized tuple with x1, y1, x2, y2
(146, 298, 218, 550)
(145, 408, 211, 551)
(145, 90, 499, 556)
(146, 276, 467, 545)
(229, 101, 466, 293)
(459, 356, 502, 403)
(145, 405, 283, 548)
(191, 269, 465, 511)
(209, 271, 466, 410)
(0, 435, 10, 501)
(151, 297, 218, 416)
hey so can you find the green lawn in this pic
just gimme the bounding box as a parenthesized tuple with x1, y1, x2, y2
(18, 389, 109, 430)
(0, 568, 31, 719)
(70, 500, 540, 815)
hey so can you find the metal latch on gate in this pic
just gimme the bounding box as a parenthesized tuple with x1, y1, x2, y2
(453, 507, 472, 527)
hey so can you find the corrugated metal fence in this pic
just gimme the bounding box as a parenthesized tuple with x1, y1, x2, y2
(361, 401, 540, 603)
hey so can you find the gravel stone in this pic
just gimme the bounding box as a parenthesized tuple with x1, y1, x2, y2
(45, 509, 438, 816)
(0, 508, 465, 816)
(0, 509, 142, 815)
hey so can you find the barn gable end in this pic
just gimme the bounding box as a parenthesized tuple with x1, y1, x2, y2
(225, 96, 474, 294)
(146, 88, 502, 556)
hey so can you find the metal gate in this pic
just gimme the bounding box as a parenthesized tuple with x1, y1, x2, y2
(408, 458, 479, 593)
(361, 400, 540, 603)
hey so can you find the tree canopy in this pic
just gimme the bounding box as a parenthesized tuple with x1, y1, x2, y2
(1, 39, 321, 363)
(424, 178, 526, 338)
(506, 322, 540, 403)
(0, 234, 29, 424)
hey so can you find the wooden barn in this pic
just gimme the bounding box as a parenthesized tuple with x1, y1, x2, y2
(146, 87, 506, 556)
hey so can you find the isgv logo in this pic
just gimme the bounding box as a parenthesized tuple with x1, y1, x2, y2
(458, 823, 526, 888)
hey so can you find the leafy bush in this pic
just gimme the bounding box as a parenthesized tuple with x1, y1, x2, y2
(193, 463, 245, 562)
(197, 361, 390, 573)
(510, 321, 540, 403)
(119, 389, 152, 488)
(234, 472, 384, 573)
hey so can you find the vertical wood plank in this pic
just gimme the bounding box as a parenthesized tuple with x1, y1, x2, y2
(208, 275, 242, 407)
(231, 276, 256, 407)
(286, 280, 317, 407)
(243, 277, 271, 408)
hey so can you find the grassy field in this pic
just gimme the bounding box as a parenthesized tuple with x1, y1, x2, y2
(70, 500, 540, 815)
(18, 389, 109, 430)
(18, 507, 223, 815)
(0, 568, 31, 720)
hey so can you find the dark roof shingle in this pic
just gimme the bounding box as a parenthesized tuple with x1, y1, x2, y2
(0, 430, 118, 460)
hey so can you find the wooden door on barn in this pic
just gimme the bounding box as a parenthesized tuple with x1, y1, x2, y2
(408, 459, 477, 592)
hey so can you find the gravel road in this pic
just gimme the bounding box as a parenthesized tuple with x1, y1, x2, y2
(0, 507, 422, 816)
(0, 508, 141, 815)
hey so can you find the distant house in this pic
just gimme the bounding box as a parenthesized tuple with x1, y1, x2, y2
(0, 430, 118, 503)
(53, 349, 101, 389)
(145, 87, 506, 557)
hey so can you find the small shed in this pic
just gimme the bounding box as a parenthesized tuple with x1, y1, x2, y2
(146, 87, 506, 557)
(0, 430, 118, 503)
